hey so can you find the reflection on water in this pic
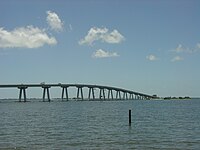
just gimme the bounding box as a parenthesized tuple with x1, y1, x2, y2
(0, 99, 200, 149)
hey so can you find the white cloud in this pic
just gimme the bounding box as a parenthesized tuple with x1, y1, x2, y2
(46, 11, 64, 32)
(103, 29, 125, 44)
(79, 27, 107, 45)
(146, 54, 158, 61)
(172, 44, 199, 54)
(92, 49, 119, 58)
(196, 43, 200, 49)
(174, 44, 184, 53)
(79, 27, 125, 45)
(0, 26, 57, 48)
(69, 24, 73, 31)
(171, 56, 184, 62)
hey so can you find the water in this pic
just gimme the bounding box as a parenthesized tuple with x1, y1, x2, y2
(0, 99, 200, 149)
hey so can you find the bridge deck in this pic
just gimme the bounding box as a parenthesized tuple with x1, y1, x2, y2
(0, 83, 156, 101)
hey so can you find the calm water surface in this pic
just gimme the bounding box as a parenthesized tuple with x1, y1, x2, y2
(0, 99, 200, 149)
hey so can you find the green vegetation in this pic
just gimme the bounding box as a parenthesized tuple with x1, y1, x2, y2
(163, 96, 191, 100)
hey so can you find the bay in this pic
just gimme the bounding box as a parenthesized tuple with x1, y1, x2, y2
(0, 99, 200, 149)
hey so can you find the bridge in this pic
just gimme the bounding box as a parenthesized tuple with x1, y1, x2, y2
(0, 83, 157, 102)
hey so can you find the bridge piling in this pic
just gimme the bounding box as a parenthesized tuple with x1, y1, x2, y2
(116, 91, 121, 100)
(61, 87, 69, 101)
(123, 92, 128, 100)
(61, 87, 64, 100)
(77, 87, 83, 100)
(108, 89, 114, 100)
(111, 90, 114, 99)
(88, 87, 95, 100)
(103, 89, 105, 100)
(88, 88, 91, 99)
(18, 86, 27, 102)
(123, 92, 125, 100)
(129, 93, 132, 100)
(99, 88, 106, 100)
(99, 89, 102, 99)
(42, 86, 51, 102)
(23, 88, 27, 102)
(43, 88, 45, 101)
(116, 91, 119, 99)
(19, 88, 22, 102)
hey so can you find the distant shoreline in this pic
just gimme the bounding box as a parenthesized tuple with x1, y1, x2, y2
(161, 96, 191, 100)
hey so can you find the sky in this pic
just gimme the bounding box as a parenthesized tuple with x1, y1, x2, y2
(0, 0, 200, 98)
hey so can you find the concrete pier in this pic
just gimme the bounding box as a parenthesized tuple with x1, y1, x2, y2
(18, 86, 28, 102)
(77, 87, 84, 100)
(61, 86, 69, 101)
(42, 86, 51, 102)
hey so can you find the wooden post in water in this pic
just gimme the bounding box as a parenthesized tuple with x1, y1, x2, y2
(129, 109, 131, 125)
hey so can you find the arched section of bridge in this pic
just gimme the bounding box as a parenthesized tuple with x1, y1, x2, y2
(0, 84, 157, 102)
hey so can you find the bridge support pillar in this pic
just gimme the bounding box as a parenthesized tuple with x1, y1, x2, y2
(123, 92, 125, 100)
(42, 86, 51, 102)
(77, 87, 83, 100)
(108, 89, 113, 100)
(123, 92, 128, 100)
(18, 86, 27, 102)
(61, 87, 69, 101)
(129, 93, 134, 100)
(88, 87, 95, 100)
(116, 91, 121, 100)
(99, 88, 105, 100)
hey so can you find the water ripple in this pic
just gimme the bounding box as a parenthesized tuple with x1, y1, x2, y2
(0, 100, 200, 149)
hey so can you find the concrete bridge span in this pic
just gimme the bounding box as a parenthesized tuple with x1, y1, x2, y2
(0, 83, 157, 102)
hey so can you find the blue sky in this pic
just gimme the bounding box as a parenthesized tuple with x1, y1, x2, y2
(0, 0, 200, 98)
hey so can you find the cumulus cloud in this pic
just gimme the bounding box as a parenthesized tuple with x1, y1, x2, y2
(103, 29, 125, 44)
(174, 44, 184, 53)
(92, 49, 119, 58)
(146, 54, 158, 61)
(172, 44, 200, 54)
(46, 11, 64, 32)
(79, 27, 125, 45)
(79, 27, 107, 45)
(0, 26, 57, 48)
(171, 56, 184, 62)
